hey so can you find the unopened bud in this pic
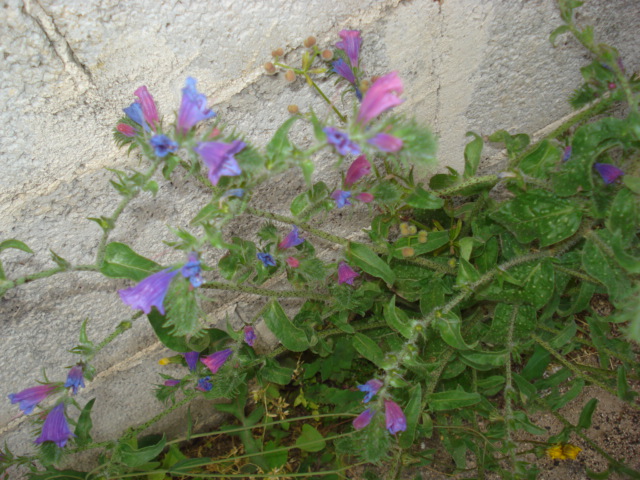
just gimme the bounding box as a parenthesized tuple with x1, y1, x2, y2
(303, 36, 317, 48)
(284, 70, 297, 83)
(408, 225, 417, 235)
(158, 358, 171, 366)
(418, 230, 428, 243)
(209, 127, 221, 138)
(401, 247, 415, 258)
(264, 62, 276, 75)
(399, 222, 410, 236)
(321, 49, 334, 61)
(608, 82, 617, 90)
(272, 48, 284, 57)
(287, 104, 299, 114)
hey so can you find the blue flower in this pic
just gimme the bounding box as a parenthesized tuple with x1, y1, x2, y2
(244, 326, 257, 347)
(119, 268, 180, 315)
(196, 376, 213, 392)
(177, 77, 216, 133)
(331, 190, 352, 208)
(194, 140, 246, 186)
(357, 379, 383, 403)
(353, 408, 375, 430)
(323, 127, 361, 156)
(184, 351, 199, 372)
(562, 145, 572, 162)
(257, 252, 277, 267)
(333, 58, 356, 85)
(181, 252, 203, 288)
(34, 403, 76, 448)
(278, 226, 304, 249)
(64, 365, 85, 395)
(123, 102, 149, 132)
(8, 384, 57, 415)
(201, 349, 233, 374)
(150, 134, 178, 157)
(594, 163, 624, 184)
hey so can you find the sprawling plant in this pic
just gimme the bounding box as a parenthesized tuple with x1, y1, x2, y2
(2, 2, 639, 478)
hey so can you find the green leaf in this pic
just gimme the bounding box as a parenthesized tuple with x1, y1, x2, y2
(74, 399, 95, 447)
(352, 333, 384, 367)
(264, 440, 288, 470)
(583, 231, 631, 305)
(28, 470, 87, 480)
(392, 230, 450, 259)
(191, 203, 221, 225)
(119, 435, 166, 467)
(518, 140, 561, 178)
(623, 175, 640, 194)
(259, 358, 294, 385)
(577, 398, 598, 430)
(617, 366, 638, 401)
(262, 300, 310, 352)
(399, 383, 422, 449)
(348, 242, 395, 285)
(384, 296, 413, 339)
(0, 239, 33, 254)
(433, 311, 477, 350)
(164, 279, 202, 337)
(607, 189, 637, 243)
(491, 190, 582, 247)
(405, 186, 444, 210)
(425, 390, 482, 411)
(266, 116, 299, 166)
(459, 349, 508, 371)
(486, 304, 536, 345)
(463, 132, 483, 178)
(295, 424, 326, 452)
(100, 242, 161, 281)
(550, 24, 571, 45)
(147, 310, 190, 352)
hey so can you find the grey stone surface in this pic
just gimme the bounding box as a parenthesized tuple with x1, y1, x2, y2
(1, 0, 639, 471)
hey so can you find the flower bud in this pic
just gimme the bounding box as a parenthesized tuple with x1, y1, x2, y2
(264, 62, 276, 75)
(158, 358, 171, 366)
(272, 48, 284, 57)
(418, 231, 428, 243)
(287, 104, 299, 114)
(401, 247, 415, 258)
(303, 36, 317, 48)
(284, 70, 297, 83)
(399, 222, 410, 236)
(608, 82, 617, 90)
(321, 49, 334, 61)
(408, 225, 417, 235)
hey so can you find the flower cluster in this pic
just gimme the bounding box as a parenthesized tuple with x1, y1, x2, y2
(332, 155, 374, 208)
(333, 30, 363, 100)
(352, 378, 406, 435)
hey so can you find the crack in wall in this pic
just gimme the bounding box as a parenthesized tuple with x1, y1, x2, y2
(22, 0, 95, 93)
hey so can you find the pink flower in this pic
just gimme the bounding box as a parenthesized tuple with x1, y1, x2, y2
(594, 163, 624, 184)
(357, 72, 404, 125)
(194, 140, 246, 186)
(368, 133, 403, 153)
(338, 262, 359, 285)
(201, 349, 233, 374)
(355, 192, 374, 203)
(286, 256, 300, 268)
(117, 123, 137, 137)
(278, 226, 304, 249)
(134, 86, 159, 131)
(336, 30, 362, 68)
(353, 408, 375, 430)
(384, 400, 407, 434)
(344, 155, 371, 187)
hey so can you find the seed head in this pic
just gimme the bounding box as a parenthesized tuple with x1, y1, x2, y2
(272, 48, 284, 57)
(321, 49, 334, 61)
(264, 62, 276, 75)
(401, 247, 415, 258)
(284, 70, 297, 83)
(287, 104, 299, 114)
(303, 36, 317, 48)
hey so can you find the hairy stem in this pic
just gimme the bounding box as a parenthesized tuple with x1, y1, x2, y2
(202, 280, 329, 301)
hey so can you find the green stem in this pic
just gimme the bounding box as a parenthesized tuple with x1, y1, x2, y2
(122, 391, 197, 441)
(306, 74, 347, 123)
(202, 280, 329, 301)
(91, 314, 142, 359)
(433, 175, 498, 196)
(553, 264, 602, 285)
(503, 305, 519, 471)
(0, 264, 100, 297)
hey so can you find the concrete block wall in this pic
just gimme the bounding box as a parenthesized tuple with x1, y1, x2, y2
(1, 0, 639, 469)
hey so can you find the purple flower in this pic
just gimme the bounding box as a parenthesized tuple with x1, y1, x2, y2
(368, 133, 403, 153)
(333, 58, 356, 85)
(257, 252, 277, 267)
(8, 384, 57, 415)
(134, 86, 159, 131)
(177, 77, 216, 133)
(64, 365, 85, 396)
(244, 326, 257, 347)
(201, 349, 233, 375)
(150, 134, 178, 157)
(278, 226, 304, 249)
(324, 127, 361, 156)
(594, 163, 624, 184)
(34, 403, 76, 448)
(336, 30, 362, 68)
(117, 123, 137, 137)
(357, 379, 383, 403)
(181, 252, 203, 288)
(223, 188, 245, 199)
(196, 376, 213, 392)
(562, 145, 572, 162)
(184, 351, 199, 372)
(353, 408, 375, 430)
(332, 190, 352, 208)
(194, 140, 245, 186)
(357, 72, 404, 125)
(344, 155, 371, 187)
(338, 262, 359, 285)
(384, 400, 407, 435)
(164, 379, 180, 387)
(355, 192, 374, 203)
(119, 268, 180, 315)
(123, 102, 149, 132)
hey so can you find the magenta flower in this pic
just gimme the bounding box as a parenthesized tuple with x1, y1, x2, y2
(34, 403, 76, 448)
(278, 226, 304, 249)
(64, 365, 85, 396)
(332, 190, 352, 208)
(184, 351, 199, 371)
(333, 58, 356, 85)
(336, 30, 362, 68)
(594, 163, 624, 184)
(344, 155, 371, 187)
(384, 400, 407, 434)
(286, 256, 300, 268)
(164, 379, 180, 387)
(244, 326, 257, 347)
(201, 349, 233, 374)
(562, 145, 572, 162)
(181, 252, 203, 288)
(194, 140, 245, 186)
(368, 133, 403, 153)
(338, 262, 359, 285)
(150, 134, 178, 157)
(353, 408, 375, 430)
(357, 72, 404, 125)
(123, 102, 149, 132)
(177, 77, 216, 134)
(196, 376, 213, 392)
(8, 384, 57, 415)
(119, 268, 180, 315)
(117, 123, 137, 137)
(324, 127, 361, 156)
(357, 379, 383, 403)
(134, 86, 159, 131)
(355, 192, 374, 203)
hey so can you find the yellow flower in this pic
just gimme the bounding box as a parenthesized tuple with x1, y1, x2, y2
(158, 357, 171, 366)
(546, 443, 582, 460)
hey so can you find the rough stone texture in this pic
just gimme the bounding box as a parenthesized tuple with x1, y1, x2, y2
(1, 0, 639, 471)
